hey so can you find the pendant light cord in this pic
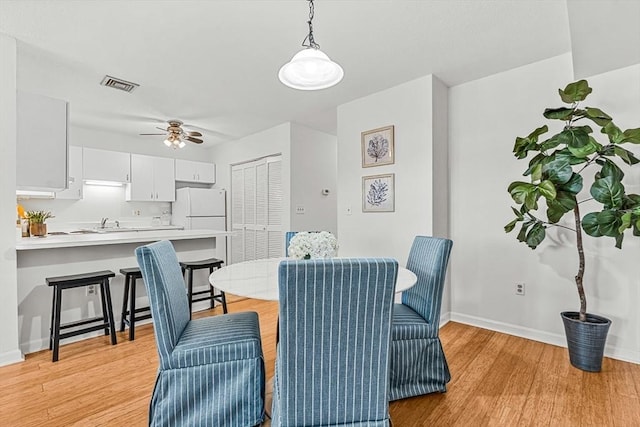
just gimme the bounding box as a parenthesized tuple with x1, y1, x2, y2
(302, 0, 320, 49)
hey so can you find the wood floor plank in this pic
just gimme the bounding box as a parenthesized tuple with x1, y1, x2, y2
(1, 298, 639, 426)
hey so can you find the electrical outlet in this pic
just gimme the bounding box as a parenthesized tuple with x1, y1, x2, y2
(515, 283, 525, 296)
(86, 285, 97, 296)
(346, 206, 352, 215)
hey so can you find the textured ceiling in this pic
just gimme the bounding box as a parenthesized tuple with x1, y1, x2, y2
(0, 0, 637, 148)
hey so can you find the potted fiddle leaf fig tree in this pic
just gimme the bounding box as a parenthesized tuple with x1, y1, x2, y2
(504, 80, 640, 372)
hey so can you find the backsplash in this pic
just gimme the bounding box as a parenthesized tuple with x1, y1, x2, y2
(17, 184, 171, 230)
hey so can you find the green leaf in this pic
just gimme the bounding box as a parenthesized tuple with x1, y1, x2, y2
(593, 210, 622, 238)
(555, 148, 589, 165)
(508, 181, 535, 204)
(614, 146, 640, 165)
(539, 134, 563, 151)
(504, 218, 519, 233)
(542, 157, 573, 185)
(531, 164, 543, 182)
(559, 80, 592, 103)
(526, 223, 546, 249)
(524, 153, 547, 176)
(538, 180, 557, 201)
(598, 158, 624, 181)
(582, 212, 602, 237)
(543, 107, 575, 120)
(568, 136, 600, 158)
(511, 206, 524, 220)
(525, 189, 540, 210)
(619, 212, 632, 233)
(517, 222, 531, 242)
(590, 176, 625, 209)
(558, 173, 583, 195)
(623, 194, 640, 209)
(527, 125, 549, 142)
(513, 126, 548, 159)
(584, 107, 612, 126)
(615, 234, 624, 249)
(603, 122, 624, 144)
(621, 128, 640, 144)
(547, 192, 576, 223)
(558, 127, 592, 150)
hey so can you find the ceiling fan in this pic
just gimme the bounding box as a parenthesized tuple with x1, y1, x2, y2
(140, 120, 203, 149)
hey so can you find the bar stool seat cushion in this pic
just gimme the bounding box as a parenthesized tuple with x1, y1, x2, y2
(169, 311, 262, 368)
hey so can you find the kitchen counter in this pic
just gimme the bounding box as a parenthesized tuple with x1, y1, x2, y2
(16, 229, 230, 250)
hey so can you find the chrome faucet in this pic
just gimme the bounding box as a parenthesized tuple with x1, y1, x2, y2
(100, 217, 108, 229)
(115, 220, 120, 228)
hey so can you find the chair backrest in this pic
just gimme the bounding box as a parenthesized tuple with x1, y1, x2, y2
(135, 240, 190, 368)
(277, 258, 398, 426)
(401, 236, 453, 325)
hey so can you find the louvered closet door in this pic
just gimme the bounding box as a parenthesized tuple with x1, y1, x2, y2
(230, 155, 283, 263)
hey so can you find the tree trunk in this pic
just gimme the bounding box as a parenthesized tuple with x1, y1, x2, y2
(573, 205, 587, 321)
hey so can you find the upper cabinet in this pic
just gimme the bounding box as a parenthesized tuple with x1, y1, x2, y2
(126, 154, 175, 202)
(175, 159, 215, 184)
(83, 147, 130, 183)
(16, 91, 68, 191)
(55, 146, 83, 200)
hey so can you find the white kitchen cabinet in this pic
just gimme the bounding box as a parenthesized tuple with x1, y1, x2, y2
(175, 159, 215, 184)
(56, 146, 83, 199)
(126, 154, 175, 202)
(16, 91, 68, 191)
(83, 147, 130, 183)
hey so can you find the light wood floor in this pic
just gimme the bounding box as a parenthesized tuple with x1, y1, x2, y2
(1, 296, 639, 426)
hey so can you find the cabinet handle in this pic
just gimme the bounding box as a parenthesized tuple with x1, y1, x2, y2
(126, 174, 129, 181)
(78, 189, 81, 197)
(156, 192, 159, 199)
(151, 192, 154, 199)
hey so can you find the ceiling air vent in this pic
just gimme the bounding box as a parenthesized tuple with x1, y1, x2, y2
(100, 75, 139, 93)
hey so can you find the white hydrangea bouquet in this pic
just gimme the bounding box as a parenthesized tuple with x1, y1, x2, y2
(288, 231, 338, 260)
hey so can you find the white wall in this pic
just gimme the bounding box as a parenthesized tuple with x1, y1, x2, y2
(290, 123, 338, 235)
(0, 33, 23, 366)
(449, 53, 640, 362)
(337, 75, 449, 265)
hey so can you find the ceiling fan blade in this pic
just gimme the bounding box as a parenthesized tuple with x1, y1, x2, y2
(186, 131, 203, 137)
(185, 136, 203, 144)
(156, 126, 168, 132)
(140, 133, 166, 136)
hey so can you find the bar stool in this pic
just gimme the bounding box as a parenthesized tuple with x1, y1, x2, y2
(47, 270, 117, 362)
(119, 267, 152, 341)
(179, 258, 227, 318)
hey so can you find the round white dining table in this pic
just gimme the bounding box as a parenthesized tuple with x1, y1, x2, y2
(209, 257, 417, 301)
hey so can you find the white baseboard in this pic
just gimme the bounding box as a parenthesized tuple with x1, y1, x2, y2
(447, 312, 639, 365)
(0, 349, 24, 367)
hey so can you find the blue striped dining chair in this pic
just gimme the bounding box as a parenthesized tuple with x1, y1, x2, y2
(272, 258, 398, 426)
(136, 240, 265, 427)
(389, 236, 453, 401)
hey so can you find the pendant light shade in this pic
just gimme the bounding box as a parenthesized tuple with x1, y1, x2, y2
(279, 0, 343, 91)
(279, 48, 344, 90)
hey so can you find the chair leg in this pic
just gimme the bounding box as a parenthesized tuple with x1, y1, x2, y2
(52, 286, 62, 362)
(220, 291, 228, 314)
(186, 268, 194, 319)
(49, 286, 57, 350)
(129, 276, 137, 341)
(99, 282, 109, 336)
(120, 274, 130, 332)
(208, 266, 215, 309)
(101, 279, 117, 345)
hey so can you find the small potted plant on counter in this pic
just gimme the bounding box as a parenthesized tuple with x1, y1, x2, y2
(25, 210, 54, 237)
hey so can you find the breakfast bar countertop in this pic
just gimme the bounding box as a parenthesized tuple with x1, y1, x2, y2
(16, 229, 231, 250)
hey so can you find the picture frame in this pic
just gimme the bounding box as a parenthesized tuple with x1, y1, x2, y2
(362, 173, 395, 212)
(361, 125, 394, 167)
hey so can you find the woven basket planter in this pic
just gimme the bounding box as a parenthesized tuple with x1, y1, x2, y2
(561, 311, 611, 372)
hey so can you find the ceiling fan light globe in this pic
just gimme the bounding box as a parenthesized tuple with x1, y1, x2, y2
(178, 140, 186, 149)
(278, 48, 343, 90)
(163, 138, 172, 147)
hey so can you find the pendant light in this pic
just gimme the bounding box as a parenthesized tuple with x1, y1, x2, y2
(278, 0, 343, 90)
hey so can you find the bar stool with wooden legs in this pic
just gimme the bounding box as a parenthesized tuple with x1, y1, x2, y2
(46, 270, 117, 362)
(119, 267, 152, 341)
(179, 258, 227, 318)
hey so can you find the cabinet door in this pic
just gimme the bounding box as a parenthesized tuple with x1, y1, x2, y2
(153, 157, 176, 201)
(196, 162, 216, 184)
(175, 159, 215, 183)
(56, 146, 83, 199)
(127, 154, 154, 201)
(83, 148, 130, 183)
(16, 91, 68, 191)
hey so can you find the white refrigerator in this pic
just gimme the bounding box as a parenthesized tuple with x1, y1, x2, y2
(172, 187, 227, 262)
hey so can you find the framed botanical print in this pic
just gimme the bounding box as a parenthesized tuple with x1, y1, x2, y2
(362, 173, 395, 212)
(361, 125, 394, 167)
